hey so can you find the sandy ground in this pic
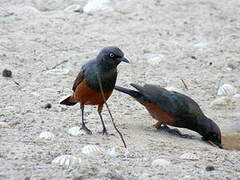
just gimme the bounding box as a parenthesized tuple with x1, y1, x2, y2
(0, 0, 240, 179)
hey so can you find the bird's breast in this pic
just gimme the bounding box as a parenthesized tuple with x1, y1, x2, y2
(73, 79, 113, 105)
(86, 68, 117, 93)
(143, 102, 176, 125)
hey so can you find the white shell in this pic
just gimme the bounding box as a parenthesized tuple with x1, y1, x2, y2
(233, 94, 240, 99)
(39, 131, 55, 140)
(217, 84, 237, 96)
(81, 145, 104, 156)
(83, 0, 113, 13)
(151, 159, 171, 167)
(0, 122, 10, 128)
(210, 97, 232, 108)
(52, 155, 81, 168)
(68, 126, 86, 136)
(64, 4, 82, 12)
(180, 153, 198, 160)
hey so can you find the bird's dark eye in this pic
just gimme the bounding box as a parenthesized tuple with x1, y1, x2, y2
(109, 53, 114, 58)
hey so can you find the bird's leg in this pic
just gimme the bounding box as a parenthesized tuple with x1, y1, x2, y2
(80, 104, 92, 135)
(154, 121, 163, 129)
(98, 105, 108, 135)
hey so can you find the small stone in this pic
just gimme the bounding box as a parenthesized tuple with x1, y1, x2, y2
(39, 131, 55, 140)
(83, 0, 113, 14)
(191, 56, 197, 60)
(2, 69, 12, 77)
(43, 103, 52, 109)
(151, 159, 171, 167)
(206, 165, 215, 171)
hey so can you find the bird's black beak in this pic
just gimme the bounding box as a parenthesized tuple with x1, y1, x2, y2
(208, 140, 224, 149)
(118, 57, 129, 63)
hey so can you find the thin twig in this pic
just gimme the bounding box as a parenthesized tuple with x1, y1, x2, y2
(181, 79, 188, 90)
(13, 80, 20, 86)
(96, 73, 127, 148)
(49, 60, 68, 70)
(43, 60, 69, 72)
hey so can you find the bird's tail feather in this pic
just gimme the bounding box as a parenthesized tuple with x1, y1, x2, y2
(115, 86, 142, 99)
(60, 96, 77, 106)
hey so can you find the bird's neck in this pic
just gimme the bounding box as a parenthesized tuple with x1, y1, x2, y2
(96, 59, 118, 72)
(195, 116, 211, 137)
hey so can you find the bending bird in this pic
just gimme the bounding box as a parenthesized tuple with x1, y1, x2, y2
(115, 83, 223, 148)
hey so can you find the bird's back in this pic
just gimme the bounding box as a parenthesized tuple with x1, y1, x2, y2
(131, 84, 205, 128)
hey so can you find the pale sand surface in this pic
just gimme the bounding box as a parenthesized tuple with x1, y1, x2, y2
(0, 0, 240, 179)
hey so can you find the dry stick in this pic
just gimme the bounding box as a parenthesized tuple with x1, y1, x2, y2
(13, 80, 20, 86)
(96, 73, 127, 148)
(181, 79, 188, 90)
(49, 60, 69, 70)
(42, 60, 69, 72)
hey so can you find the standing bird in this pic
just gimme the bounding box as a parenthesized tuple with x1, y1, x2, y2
(115, 84, 223, 149)
(60, 46, 129, 135)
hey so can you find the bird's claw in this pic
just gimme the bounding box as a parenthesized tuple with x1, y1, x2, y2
(99, 128, 108, 135)
(157, 126, 193, 139)
(80, 125, 92, 135)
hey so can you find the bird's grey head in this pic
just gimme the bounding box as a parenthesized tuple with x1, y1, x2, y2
(97, 46, 129, 68)
(199, 118, 223, 149)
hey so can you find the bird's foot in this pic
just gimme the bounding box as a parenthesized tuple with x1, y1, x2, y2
(98, 128, 108, 135)
(168, 128, 194, 139)
(157, 125, 193, 139)
(80, 125, 92, 135)
(157, 125, 171, 130)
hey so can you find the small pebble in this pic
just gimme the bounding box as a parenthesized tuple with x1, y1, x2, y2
(83, 0, 113, 13)
(2, 69, 12, 77)
(191, 56, 197, 60)
(206, 165, 215, 171)
(43, 103, 52, 109)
